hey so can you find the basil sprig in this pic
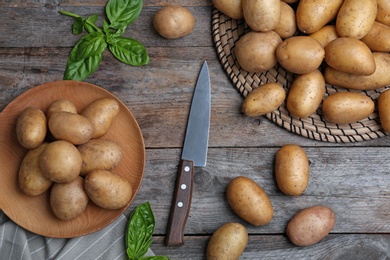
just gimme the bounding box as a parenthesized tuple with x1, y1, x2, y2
(126, 202, 169, 260)
(59, 0, 149, 81)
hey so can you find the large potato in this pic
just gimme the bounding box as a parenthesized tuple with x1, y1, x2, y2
(309, 25, 339, 48)
(324, 37, 375, 76)
(287, 69, 325, 118)
(19, 143, 52, 196)
(46, 98, 77, 120)
(273, 2, 297, 39)
(376, 0, 390, 26)
(212, 0, 243, 19)
(84, 170, 133, 210)
(234, 31, 282, 73)
(322, 92, 375, 124)
(276, 36, 325, 74)
(242, 83, 286, 117)
(50, 176, 89, 221)
(378, 90, 390, 132)
(153, 6, 195, 39)
(226, 176, 274, 226)
(286, 205, 336, 246)
(336, 0, 377, 39)
(40, 140, 82, 183)
(275, 144, 310, 196)
(206, 222, 248, 260)
(361, 21, 390, 52)
(296, 0, 343, 34)
(78, 139, 122, 176)
(324, 52, 390, 90)
(242, 0, 280, 32)
(81, 97, 120, 139)
(16, 107, 47, 149)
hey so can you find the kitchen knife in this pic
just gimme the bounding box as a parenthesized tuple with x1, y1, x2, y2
(165, 61, 211, 246)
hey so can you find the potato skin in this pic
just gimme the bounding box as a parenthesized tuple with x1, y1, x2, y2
(273, 2, 297, 39)
(81, 97, 120, 139)
(153, 6, 195, 39)
(322, 92, 375, 124)
(309, 25, 339, 48)
(234, 31, 282, 73)
(242, 0, 281, 32)
(46, 98, 77, 120)
(78, 139, 122, 176)
(16, 107, 47, 149)
(287, 69, 325, 118)
(286, 205, 336, 246)
(84, 170, 133, 210)
(212, 0, 243, 19)
(378, 90, 390, 132)
(226, 176, 274, 226)
(275, 144, 309, 196)
(206, 222, 248, 260)
(361, 21, 390, 52)
(242, 83, 286, 117)
(19, 143, 52, 196)
(377, 0, 390, 26)
(50, 176, 89, 221)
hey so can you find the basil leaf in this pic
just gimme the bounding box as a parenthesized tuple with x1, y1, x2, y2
(63, 54, 102, 81)
(106, 0, 143, 29)
(141, 256, 170, 260)
(70, 32, 107, 61)
(72, 17, 84, 34)
(84, 14, 99, 33)
(108, 36, 149, 66)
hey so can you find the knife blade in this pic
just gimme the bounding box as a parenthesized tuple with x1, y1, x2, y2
(165, 61, 211, 246)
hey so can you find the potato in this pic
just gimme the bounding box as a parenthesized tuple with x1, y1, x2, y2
(276, 36, 325, 74)
(226, 176, 274, 226)
(324, 37, 375, 76)
(282, 0, 298, 3)
(336, 0, 377, 39)
(81, 97, 120, 139)
(287, 70, 325, 118)
(48, 111, 93, 145)
(16, 107, 47, 149)
(40, 140, 82, 183)
(78, 139, 122, 176)
(19, 143, 52, 196)
(212, 0, 243, 20)
(296, 0, 343, 34)
(153, 6, 195, 39)
(361, 21, 390, 52)
(242, 83, 286, 117)
(273, 2, 297, 39)
(286, 205, 336, 246)
(275, 144, 310, 196)
(377, 0, 390, 26)
(324, 52, 390, 90)
(309, 25, 339, 48)
(46, 98, 77, 120)
(242, 0, 281, 32)
(378, 90, 390, 132)
(50, 176, 89, 221)
(206, 222, 248, 260)
(84, 170, 132, 210)
(234, 31, 282, 73)
(322, 92, 375, 124)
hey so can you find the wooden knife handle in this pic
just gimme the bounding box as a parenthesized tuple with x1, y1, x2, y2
(165, 159, 194, 246)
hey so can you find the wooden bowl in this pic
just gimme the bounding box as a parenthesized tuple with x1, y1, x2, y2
(0, 80, 145, 238)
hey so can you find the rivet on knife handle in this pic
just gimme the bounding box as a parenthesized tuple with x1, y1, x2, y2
(165, 159, 194, 246)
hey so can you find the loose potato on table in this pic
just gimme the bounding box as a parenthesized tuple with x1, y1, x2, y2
(212, 0, 243, 20)
(16, 107, 47, 149)
(242, 0, 280, 32)
(153, 6, 195, 39)
(206, 222, 248, 260)
(46, 98, 77, 120)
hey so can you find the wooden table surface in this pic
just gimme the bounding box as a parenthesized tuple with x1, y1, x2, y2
(1, 1, 390, 259)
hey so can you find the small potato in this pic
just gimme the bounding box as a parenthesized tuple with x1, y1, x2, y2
(50, 176, 89, 221)
(84, 170, 133, 210)
(48, 111, 93, 145)
(242, 83, 286, 117)
(242, 0, 281, 32)
(153, 6, 195, 39)
(309, 25, 339, 48)
(40, 140, 82, 183)
(287, 69, 325, 118)
(234, 31, 282, 73)
(377, 0, 390, 26)
(16, 107, 47, 149)
(275, 144, 310, 196)
(276, 36, 325, 74)
(361, 21, 390, 52)
(19, 143, 52, 196)
(322, 92, 375, 124)
(324, 37, 375, 76)
(226, 176, 274, 226)
(296, 0, 343, 34)
(78, 139, 122, 176)
(212, 0, 243, 20)
(378, 90, 390, 132)
(206, 222, 248, 260)
(336, 0, 377, 39)
(81, 98, 119, 139)
(46, 98, 77, 120)
(273, 2, 297, 39)
(286, 205, 336, 246)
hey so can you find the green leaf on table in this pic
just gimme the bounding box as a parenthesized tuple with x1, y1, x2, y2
(84, 14, 99, 33)
(69, 32, 107, 61)
(108, 36, 149, 66)
(140, 256, 170, 260)
(72, 17, 84, 35)
(63, 54, 102, 81)
(106, 0, 143, 29)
